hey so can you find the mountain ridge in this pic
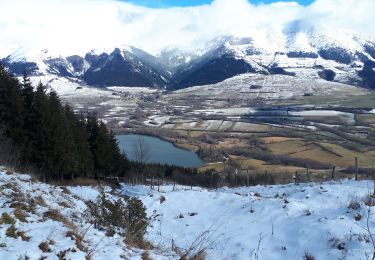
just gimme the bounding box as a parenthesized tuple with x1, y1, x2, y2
(1, 29, 375, 90)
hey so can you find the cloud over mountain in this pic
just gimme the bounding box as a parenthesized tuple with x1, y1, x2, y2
(0, 0, 374, 56)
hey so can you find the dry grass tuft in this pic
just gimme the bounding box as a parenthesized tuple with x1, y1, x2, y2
(66, 231, 85, 251)
(180, 251, 206, 260)
(39, 241, 51, 253)
(5, 169, 14, 175)
(17, 231, 31, 241)
(5, 224, 17, 238)
(61, 187, 72, 195)
(141, 251, 152, 260)
(14, 207, 28, 222)
(43, 209, 76, 230)
(9, 202, 28, 210)
(1, 182, 21, 193)
(58, 200, 71, 208)
(56, 249, 70, 259)
(56, 177, 101, 187)
(124, 236, 154, 250)
(0, 212, 15, 225)
(34, 195, 47, 207)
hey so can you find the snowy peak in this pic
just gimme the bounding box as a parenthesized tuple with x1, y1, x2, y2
(82, 47, 170, 88)
(1, 29, 375, 89)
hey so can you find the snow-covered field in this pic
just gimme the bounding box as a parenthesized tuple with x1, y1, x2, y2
(289, 110, 356, 124)
(173, 73, 368, 101)
(1, 167, 375, 259)
(107, 86, 159, 94)
(125, 181, 375, 260)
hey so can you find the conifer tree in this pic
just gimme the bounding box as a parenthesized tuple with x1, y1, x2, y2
(20, 72, 35, 162)
(0, 66, 128, 181)
(0, 66, 24, 144)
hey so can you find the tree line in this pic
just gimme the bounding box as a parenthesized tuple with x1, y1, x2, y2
(0, 65, 128, 181)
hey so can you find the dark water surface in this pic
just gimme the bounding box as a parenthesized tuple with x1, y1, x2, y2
(116, 134, 203, 168)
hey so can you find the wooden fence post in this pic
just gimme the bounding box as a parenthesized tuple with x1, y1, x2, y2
(265, 171, 268, 187)
(355, 157, 359, 181)
(295, 171, 299, 184)
(306, 167, 310, 182)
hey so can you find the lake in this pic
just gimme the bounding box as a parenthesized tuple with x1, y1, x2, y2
(116, 134, 203, 168)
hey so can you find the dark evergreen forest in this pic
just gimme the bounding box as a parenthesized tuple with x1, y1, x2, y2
(0, 65, 128, 181)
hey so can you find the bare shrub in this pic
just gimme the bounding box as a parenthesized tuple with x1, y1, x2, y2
(363, 194, 375, 207)
(85, 193, 148, 247)
(348, 199, 361, 210)
(329, 237, 346, 251)
(304, 209, 312, 216)
(304, 251, 315, 260)
(56, 249, 69, 259)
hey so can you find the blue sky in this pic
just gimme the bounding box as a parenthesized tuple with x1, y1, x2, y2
(122, 0, 315, 8)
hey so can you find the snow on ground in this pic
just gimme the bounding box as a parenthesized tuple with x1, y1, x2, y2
(0, 167, 169, 260)
(194, 107, 256, 116)
(173, 73, 368, 102)
(26, 75, 117, 99)
(289, 110, 355, 124)
(123, 180, 375, 260)
(144, 115, 171, 127)
(370, 109, 375, 114)
(107, 86, 158, 94)
(2, 166, 375, 259)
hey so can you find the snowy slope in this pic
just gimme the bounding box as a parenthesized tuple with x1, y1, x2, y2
(124, 180, 375, 260)
(0, 167, 172, 260)
(1, 167, 375, 259)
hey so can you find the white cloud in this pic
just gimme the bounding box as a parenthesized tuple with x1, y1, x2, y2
(0, 0, 374, 56)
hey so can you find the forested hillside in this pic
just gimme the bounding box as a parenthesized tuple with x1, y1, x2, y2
(0, 65, 128, 181)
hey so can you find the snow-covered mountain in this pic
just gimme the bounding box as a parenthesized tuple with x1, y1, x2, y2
(168, 29, 375, 89)
(1, 28, 375, 90)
